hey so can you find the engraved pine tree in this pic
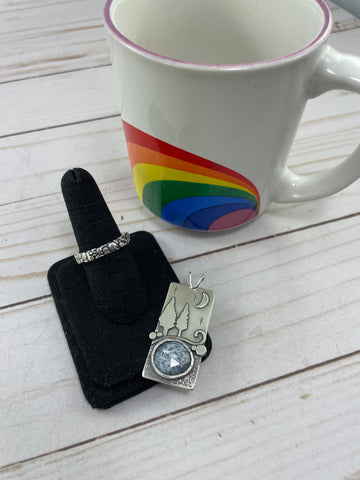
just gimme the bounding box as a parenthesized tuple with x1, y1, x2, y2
(176, 303, 190, 337)
(158, 297, 177, 335)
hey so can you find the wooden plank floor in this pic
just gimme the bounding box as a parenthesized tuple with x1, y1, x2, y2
(1, 1, 360, 478)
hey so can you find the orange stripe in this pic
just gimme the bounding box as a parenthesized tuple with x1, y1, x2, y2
(123, 120, 257, 193)
(127, 142, 259, 202)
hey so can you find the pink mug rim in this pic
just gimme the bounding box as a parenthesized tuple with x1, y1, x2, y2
(104, 0, 332, 71)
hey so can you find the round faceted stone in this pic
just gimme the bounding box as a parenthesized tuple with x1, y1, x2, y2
(153, 341, 192, 377)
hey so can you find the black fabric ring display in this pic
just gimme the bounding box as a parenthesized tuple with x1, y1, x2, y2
(48, 168, 212, 408)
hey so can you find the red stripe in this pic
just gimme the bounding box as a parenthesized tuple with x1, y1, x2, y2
(127, 142, 258, 194)
(123, 120, 258, 195)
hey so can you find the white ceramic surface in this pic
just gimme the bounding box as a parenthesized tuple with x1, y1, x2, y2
(104, 0, 360, 231)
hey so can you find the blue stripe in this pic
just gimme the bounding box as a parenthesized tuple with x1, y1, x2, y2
(161, 196, 256, 228)
(183, 203, 256, 230)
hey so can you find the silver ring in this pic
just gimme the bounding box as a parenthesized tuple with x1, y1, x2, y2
(74, 233, 131, 264)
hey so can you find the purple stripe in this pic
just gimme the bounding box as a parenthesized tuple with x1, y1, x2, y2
(104, 0, 332, 70)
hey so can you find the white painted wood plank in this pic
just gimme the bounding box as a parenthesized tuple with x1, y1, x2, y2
(328, 0, 360, 30)
(1, 177, 360, 307)
(1, 215, 360, 465)
(0, 2, 358, 476)
(0, 66, 119, 137)
(1, 86, 359, 307)
(1, 354, 359, 480)
(0, 0, 84, 14)
(0, 0, 108, 82)
(0, 0, 357, 82)
(0, 29, 358, 201)
(0, 87, 359, 204)
(0, 23, 359, 137)
(291, 98, 360, 175)
(0, 117, 126, 204)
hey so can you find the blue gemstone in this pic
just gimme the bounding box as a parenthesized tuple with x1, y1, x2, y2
(153, 341, 192, 377)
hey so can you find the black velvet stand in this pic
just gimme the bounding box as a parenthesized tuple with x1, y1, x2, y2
(48, 168, 212, 408)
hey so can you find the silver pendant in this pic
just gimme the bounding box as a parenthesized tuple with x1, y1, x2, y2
(142, 273, 215, 390)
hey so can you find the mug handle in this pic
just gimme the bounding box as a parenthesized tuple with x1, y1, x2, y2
(273, 45, 360, 203)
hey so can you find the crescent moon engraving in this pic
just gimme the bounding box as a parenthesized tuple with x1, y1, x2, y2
(195, 292, 209, 309)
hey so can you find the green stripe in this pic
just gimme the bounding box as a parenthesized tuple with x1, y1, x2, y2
(142, 180, 258, 218)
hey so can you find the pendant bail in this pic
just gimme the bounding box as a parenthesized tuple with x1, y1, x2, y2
(189, 272, 205, 290)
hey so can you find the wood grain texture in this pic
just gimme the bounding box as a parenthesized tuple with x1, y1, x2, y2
(0, 1, 359, 477)
(0, 67, 119, 137)
(1, 85, 359, 307)
(1, 215, 360, 466)
(0, 0, 107, 82)
(1, 353, 360, 479)
(0, 0, 358, 83)
(1, 84, 359, 204)
(328, 0, 360, 31)
(0, 0, 82, 14)
(1, 27, 359, 137)
(2, 180, 360, 308)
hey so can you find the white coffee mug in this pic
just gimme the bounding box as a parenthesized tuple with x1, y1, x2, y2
(104, 0, 360, 231)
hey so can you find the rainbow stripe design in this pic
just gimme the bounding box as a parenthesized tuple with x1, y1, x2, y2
(123, 121, 260, 231)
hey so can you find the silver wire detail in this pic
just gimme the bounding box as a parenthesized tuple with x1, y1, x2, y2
(189, 272, 205, 290)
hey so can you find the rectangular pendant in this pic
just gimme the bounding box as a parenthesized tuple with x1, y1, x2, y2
(142, 279, 215, 390)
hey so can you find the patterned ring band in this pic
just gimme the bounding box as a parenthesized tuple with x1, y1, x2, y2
(74, 233, 131, 264)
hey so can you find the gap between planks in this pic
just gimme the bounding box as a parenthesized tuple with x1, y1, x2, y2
(1, 209, 360, 313)
(0, 63, 107, 87)
(0, 24, 359, 87)
(0, 0, 82, 14)
(0, 0, 358, 85)
(1, 28, 358, 137)
(1, 348, 359, 473)
(0, 113, 120, 140)
(0, 25, 360, 87)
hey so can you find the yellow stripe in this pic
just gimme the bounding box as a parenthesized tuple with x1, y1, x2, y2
(133, 163, 253, 200)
